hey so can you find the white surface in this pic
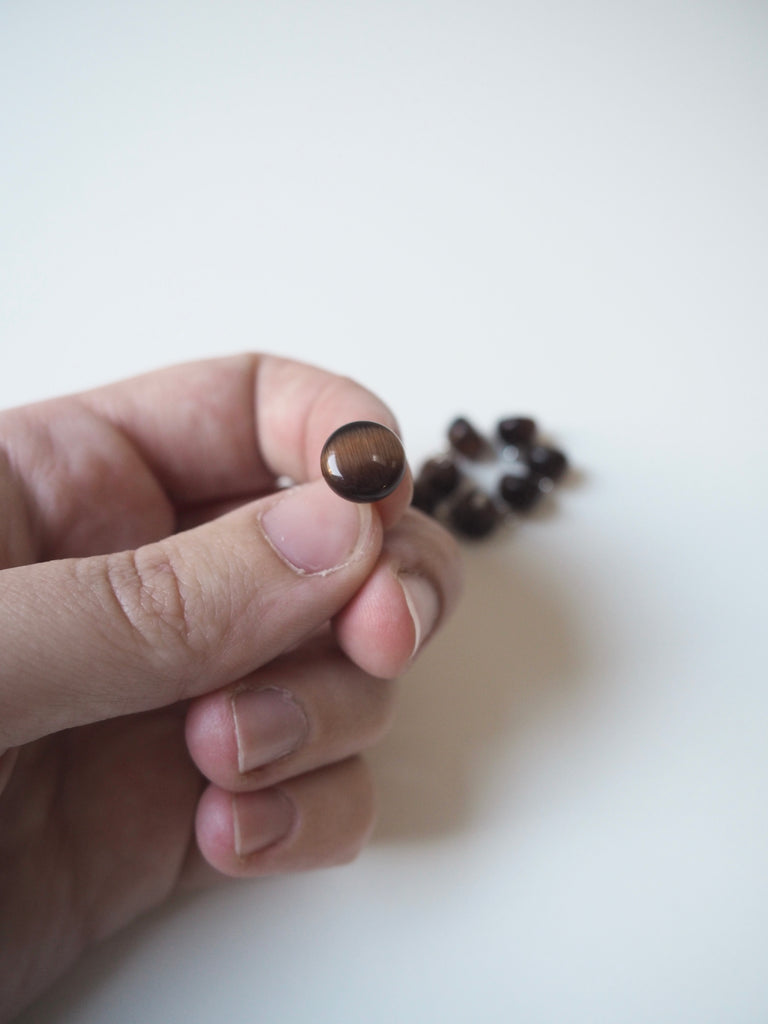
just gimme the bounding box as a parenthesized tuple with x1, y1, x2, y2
(3, 1, 767, 1021)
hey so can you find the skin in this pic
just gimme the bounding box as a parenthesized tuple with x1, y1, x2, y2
(0, 354, 463, 1021)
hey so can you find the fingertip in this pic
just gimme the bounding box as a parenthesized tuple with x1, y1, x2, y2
(257, 357, 405, 488)
(397, 572, 441, 657)
(185, 692, 239, 783)
(195, 760, 375, 877)
(333, 564, 422, 679)
(196, 784, 297, 877)
(333, 508, 464, 679)
(259, 481, 377, 576)
(195, 785, 237, 874)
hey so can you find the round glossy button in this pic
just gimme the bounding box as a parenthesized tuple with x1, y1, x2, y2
(320, 421, 406, 503)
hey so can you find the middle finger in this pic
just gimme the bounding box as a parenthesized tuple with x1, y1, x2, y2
(185, 633, 397, 793)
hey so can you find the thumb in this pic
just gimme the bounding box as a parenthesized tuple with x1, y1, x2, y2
(0, 481, 381, 749)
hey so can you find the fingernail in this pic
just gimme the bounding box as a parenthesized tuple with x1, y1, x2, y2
(398, 573, 440, 658)
(232, 687, 309, 773)
(232, 789, 295, 858)
(260, 482, 369, 575)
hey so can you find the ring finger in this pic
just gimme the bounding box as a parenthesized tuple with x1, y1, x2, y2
(195, 756, 375, 877)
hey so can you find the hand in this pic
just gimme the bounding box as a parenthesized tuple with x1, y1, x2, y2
(0, 354, 463, 1020)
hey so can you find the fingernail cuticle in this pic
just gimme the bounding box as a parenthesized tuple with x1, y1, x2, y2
(232, 687, 309, 773)
(398, 573, 440, 658)
(232, 789, 296, 859)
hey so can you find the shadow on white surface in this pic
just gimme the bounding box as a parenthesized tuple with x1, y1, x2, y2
(372, 504, 595, 843)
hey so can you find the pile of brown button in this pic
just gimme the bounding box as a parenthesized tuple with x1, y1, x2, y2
(412, 416, 569, 539)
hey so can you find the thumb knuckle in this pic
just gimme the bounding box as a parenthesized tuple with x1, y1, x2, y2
(105, 543, 206, 686)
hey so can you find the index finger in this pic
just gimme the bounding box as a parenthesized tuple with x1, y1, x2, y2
(82, 353, 413, 523)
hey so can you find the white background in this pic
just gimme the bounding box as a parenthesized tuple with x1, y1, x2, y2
(3, 1, 767, 1021)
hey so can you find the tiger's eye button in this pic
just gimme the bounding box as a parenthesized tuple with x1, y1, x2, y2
(320, 421, 406, 503)
(411, 478, 440, 515)
(497, 416, 537, 446)
(447, 417, 488, 459)
(417, 456, 461, 497)
(412, 457, 461, 516)
(525, 444, 568, 481)
(499, 473, 542, 512)
(448, 489, 501, 538)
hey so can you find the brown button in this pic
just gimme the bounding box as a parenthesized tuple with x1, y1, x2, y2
(320, 421, 406, 503)
(526, 444, 568, 481)
(499, 472, 542, 511)
(447, 488, 501, 538)
(447, 416, 489, 459)
(417, 456, 461, 498)
(497, 416, 537, 446)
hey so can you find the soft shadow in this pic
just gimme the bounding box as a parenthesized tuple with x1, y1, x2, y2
(13, 884, 235, 1024)
(371, 526, 594, 842)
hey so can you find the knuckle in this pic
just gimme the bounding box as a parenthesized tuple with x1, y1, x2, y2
(104, 543, 203, 682)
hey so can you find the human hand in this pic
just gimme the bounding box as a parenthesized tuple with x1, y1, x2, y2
(0, 354, 463, 1020)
